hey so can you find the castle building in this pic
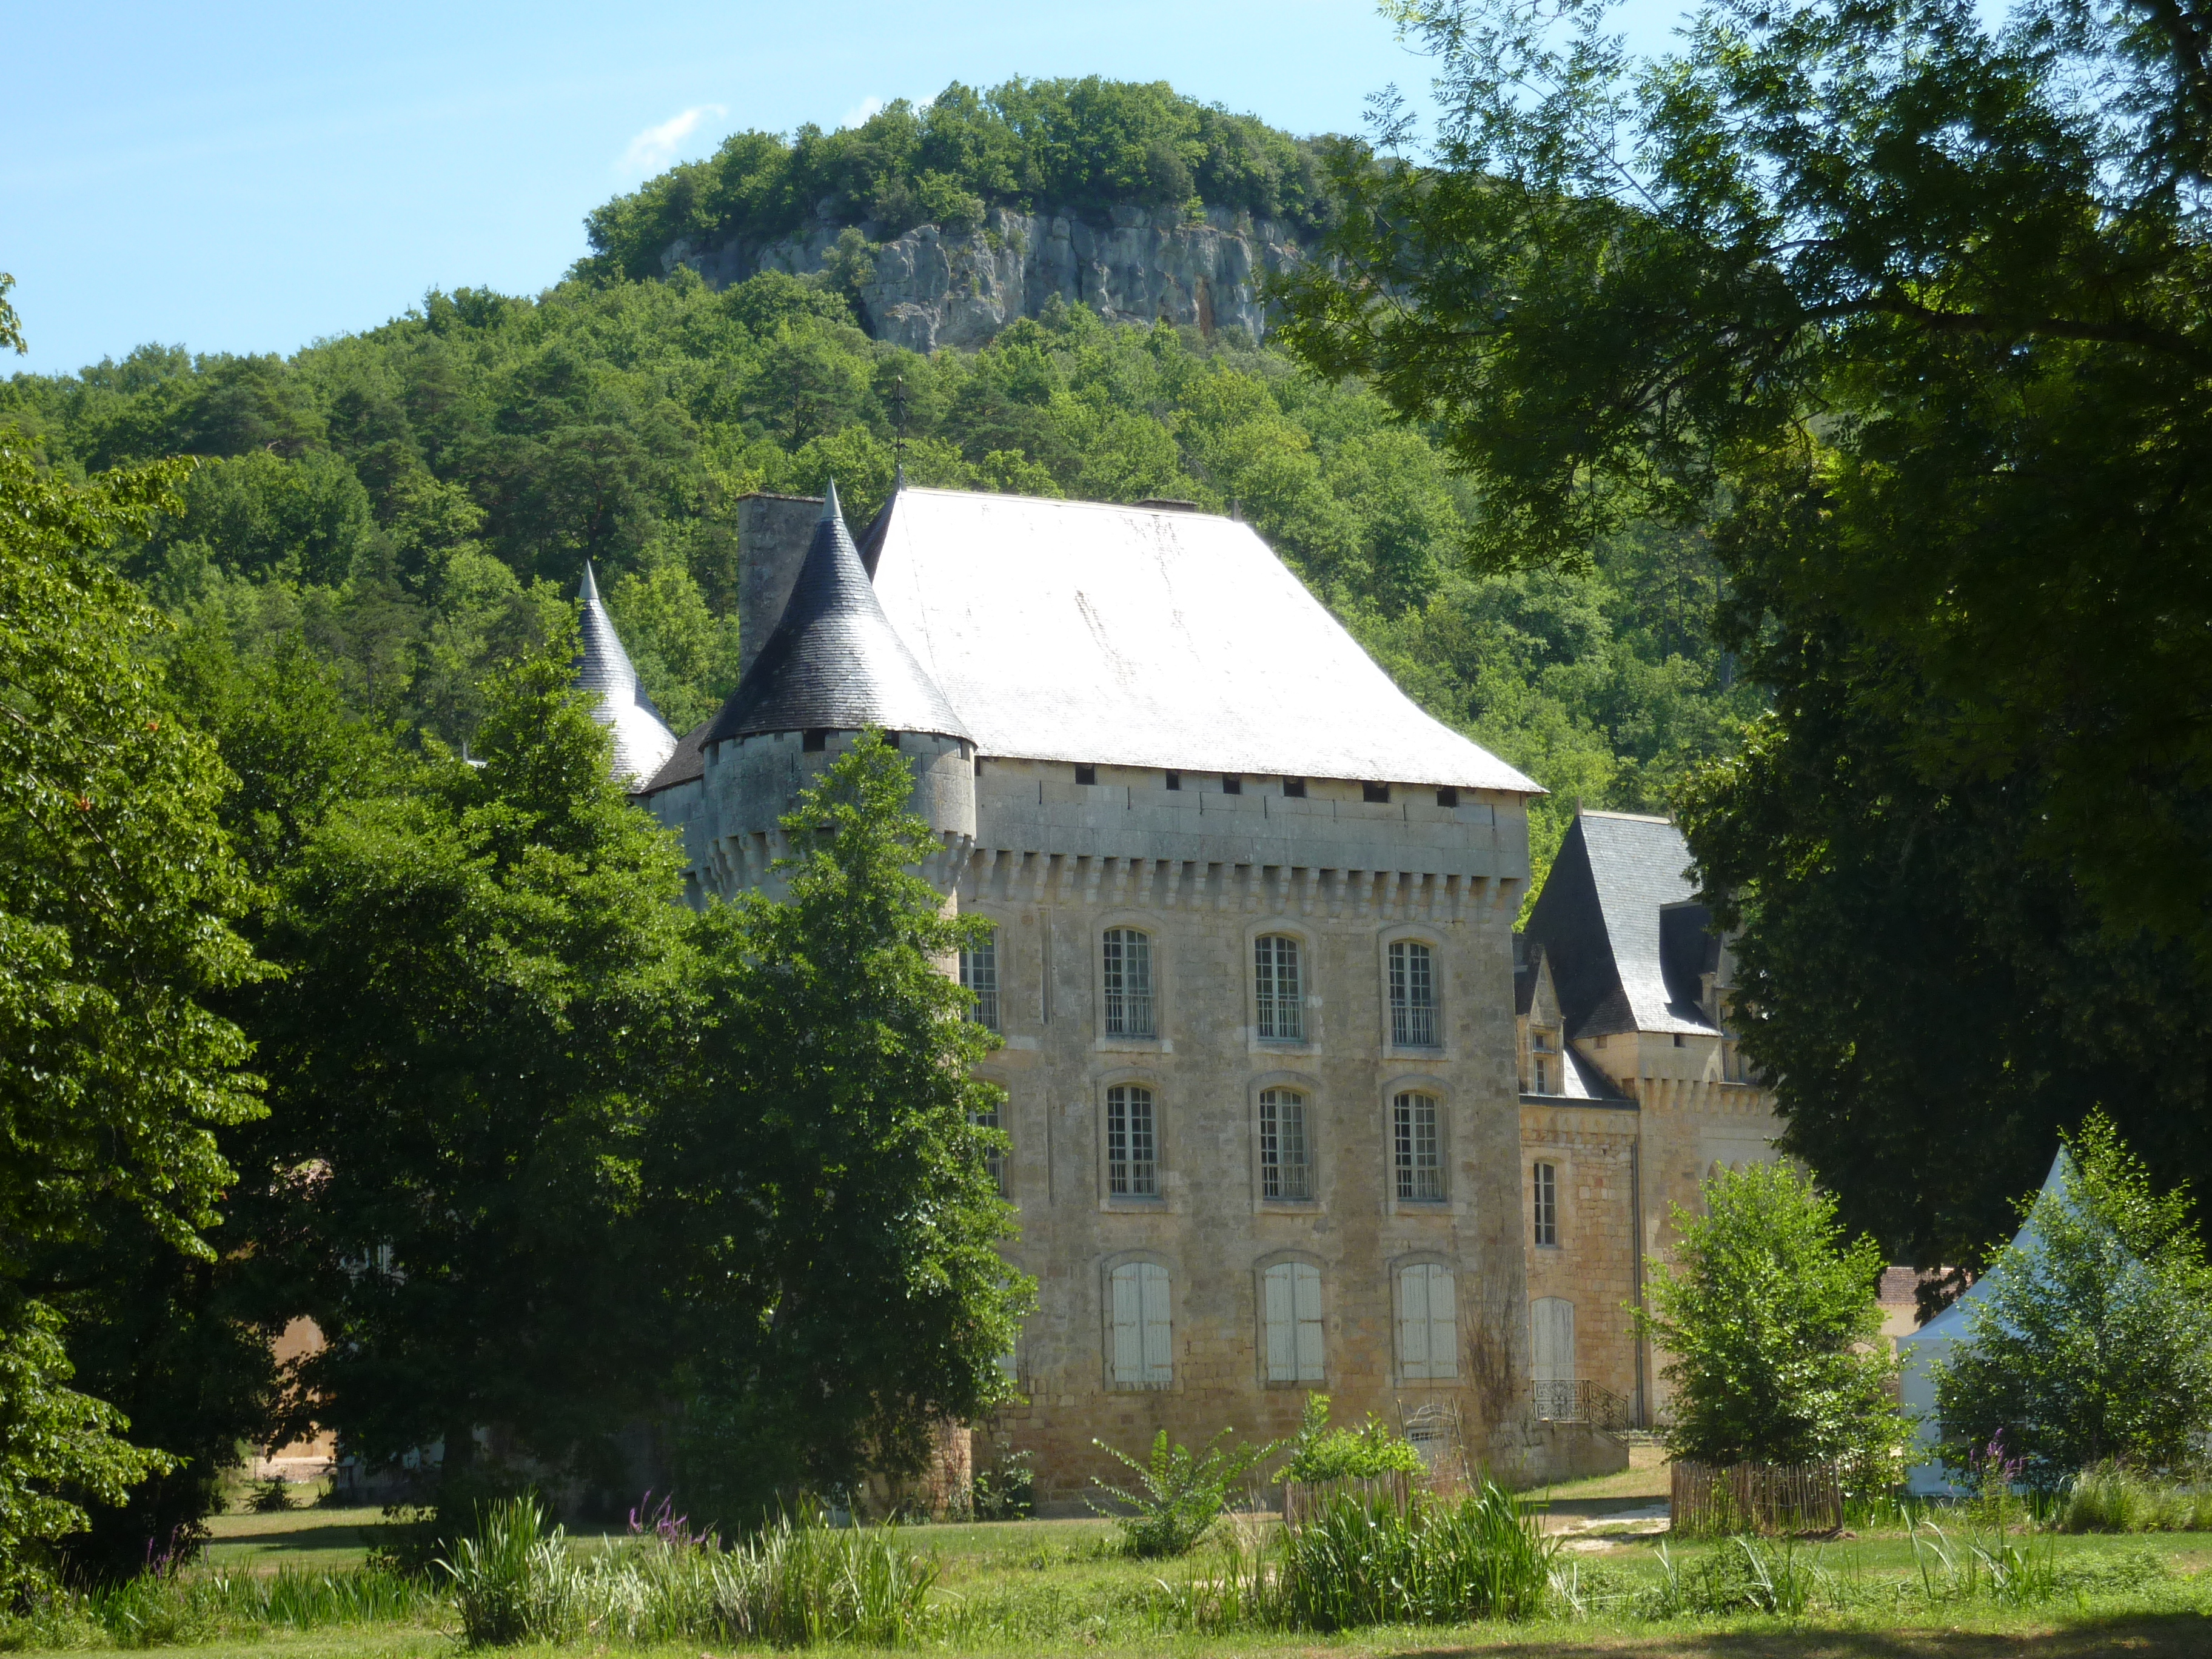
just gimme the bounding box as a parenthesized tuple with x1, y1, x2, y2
(574, 484, 1780, 1500)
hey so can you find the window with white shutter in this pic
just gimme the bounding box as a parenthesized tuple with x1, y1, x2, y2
(1109, 1261, 1173, 1387)
(1262, 1261, 1324, 1382)
(1396, 1262, 1459, 1380)
(1253, 934, 1303, 1041)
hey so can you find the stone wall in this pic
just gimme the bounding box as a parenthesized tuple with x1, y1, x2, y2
(1518, 1102, 1644, 1416)
(662, 204, 1309, 352)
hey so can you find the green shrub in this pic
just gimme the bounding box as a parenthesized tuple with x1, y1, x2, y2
(1088, 1430, 1272, 1559)
(438, 1496, 578, 1646)
(2057, 1463, 2212, 1533)
(1282, 1393, 1423, 1484)
(971, 1449, 1035, 1521)
(245, 1477, 295, 1514)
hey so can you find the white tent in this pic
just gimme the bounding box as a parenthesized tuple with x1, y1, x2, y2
(1895, 1150, 2076, 1495)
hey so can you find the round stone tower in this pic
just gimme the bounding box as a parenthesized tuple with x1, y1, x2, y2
(697, 480, 975, 894)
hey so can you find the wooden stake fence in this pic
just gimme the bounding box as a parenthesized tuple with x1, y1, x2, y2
(1281, 1470, 1416, 1526)
(1670, 1460, 1843, 1535)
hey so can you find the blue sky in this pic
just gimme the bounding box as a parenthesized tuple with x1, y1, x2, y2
(2, 1, 1690, 380)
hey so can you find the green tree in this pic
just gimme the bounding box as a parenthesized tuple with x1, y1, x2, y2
(1275, 0, 2212, 1243)
(241, 641, 693, 1495)
(652, 733, 1031, 1523)
(0, 433, 263, 1581)
(1637, 1163, 1906, 1487)
(1932, 1114, 2212, 1489)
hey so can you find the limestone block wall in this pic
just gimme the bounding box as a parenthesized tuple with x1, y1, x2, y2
(957, 761, 1548, 1500)
(1518, 1103, 1643, 1415)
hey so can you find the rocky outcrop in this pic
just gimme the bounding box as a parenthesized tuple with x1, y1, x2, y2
(660, 204, 1308, 352)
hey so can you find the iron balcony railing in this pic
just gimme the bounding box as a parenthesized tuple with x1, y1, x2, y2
(1532, 1378, 1633, 1432)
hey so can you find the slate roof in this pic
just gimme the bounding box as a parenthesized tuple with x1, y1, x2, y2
(862, 488, 1540, 793)
(574, 562, 679, 788)
(705, 483, 970, 747)
(1523, 810, 1720, 1038)
(640, 717, 710, 796)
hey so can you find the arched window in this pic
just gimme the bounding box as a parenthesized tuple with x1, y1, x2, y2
(1258, 1088, 1310, 1200)
(1102, 928, 1155, 1036)
(1109, 1261, 1173, 1386)
(1107, 1084, 1158, 1196)
(1389, 940, 1438, 1047)
(1532, 1160, 1559, 1247)
(1262, 1261, 1324, 1382)
(1254, 934, 1303, 1041)
(1396, 1262, 1458, 1380)
(959, 927, 999, 1030)
(1393, 1091, 1443, 1201)
(970, 1101, 1006, 1196)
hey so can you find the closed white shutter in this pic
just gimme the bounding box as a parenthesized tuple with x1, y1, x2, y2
(1111, 1264, 1143, 1384)
(1139, 1262, 1173, 1384)
(1292, 1262, 1324, 1382)
(1262, 1264, 1296, 1381)
(1400, 1264, 1458, 1380)
(1532, 1297, 1575, 1383)
(1398, 1263, 1432, 1378)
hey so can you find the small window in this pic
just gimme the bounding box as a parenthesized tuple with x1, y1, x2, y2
(1075, 763, 1097, 785)
(1165, 770, 1181, 791)
(1436, 786, 1459, 808)
(1396, 1262, 1458, 1380)
(1109, 1261, 1173, 1386)
(1389, 940, 1438, 1047)
(973, 754, 984, 776)
(1222, 774, 1242, 794)
(1362, 781, 1391, 803)
(1282, 777, 1306, 798)
(885, 731, 902, 748)
(1103, 928, 1155, 1037)
(1532, 1160, 1558, 1247)
(959, 928, 999, 1031)
(1262, 1261, 1324, 1382)
(1253, 934, 1304, 1042)
(1107, 1084, 1158, 1197)
(1673, 1033, 1686, 1048)
(971, 1102, 1007, 1196)
(1393, 1092, 1443, 1202)
(1259, 1088, 1311, 1201)
(803, 729, 828, 752)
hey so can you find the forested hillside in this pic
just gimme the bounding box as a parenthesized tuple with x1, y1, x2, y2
(2, 246, 1755, 886)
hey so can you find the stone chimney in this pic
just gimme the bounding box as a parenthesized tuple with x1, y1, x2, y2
(736, 492, 826, 682)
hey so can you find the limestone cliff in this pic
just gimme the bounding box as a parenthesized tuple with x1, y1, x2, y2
(659, 203, 1309, 351)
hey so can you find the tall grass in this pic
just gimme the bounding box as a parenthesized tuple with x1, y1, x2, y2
(2059, 1464, 2212, 1533)
(440, 1495, 940, 1647)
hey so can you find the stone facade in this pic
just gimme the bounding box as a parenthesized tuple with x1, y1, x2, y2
(663, 204, 1307, 352)
(623, 495, 1782, 1503)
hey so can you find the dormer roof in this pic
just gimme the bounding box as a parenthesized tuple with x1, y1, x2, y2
(574, 562, 679, 788)
(1524, 810, 1721, 1039)
(705, 481, 970, 747)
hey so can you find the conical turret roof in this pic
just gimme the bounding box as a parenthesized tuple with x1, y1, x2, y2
(574, 561, 679, 786)
(705, 481, 969, 746)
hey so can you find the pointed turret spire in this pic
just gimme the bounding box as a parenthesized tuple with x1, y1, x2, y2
(704, 478, 968, 746)
(574, 560, 679, 786)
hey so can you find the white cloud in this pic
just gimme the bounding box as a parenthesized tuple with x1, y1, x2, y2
(842, 95, 885, 130)
(621, 104, 726, 175)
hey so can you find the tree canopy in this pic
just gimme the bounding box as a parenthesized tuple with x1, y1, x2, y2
(1275, 0, 2212, 1255)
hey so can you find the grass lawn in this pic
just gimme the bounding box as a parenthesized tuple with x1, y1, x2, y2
(28, 1510, 2212, 1659)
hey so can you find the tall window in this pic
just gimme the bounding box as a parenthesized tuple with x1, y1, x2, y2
(960, 928, 999, 1031)
(1109, 1261, 1173, 1386)
(1396, 1262, 1458, 1380)
(1103, 928, 1155, 1037)
(1259, 1088, 1311, 1200)
(971, 1102, 1006, 1196)
(1389, 940, 1438, 1047)
(1532, 1160, 1558, 1246)
(1107, 1084, 1158, 1197)
(1254, 934, 1304, 1041)
(1393, 1091, 1443, 1201)
(1262, 1261, 1324, 1382)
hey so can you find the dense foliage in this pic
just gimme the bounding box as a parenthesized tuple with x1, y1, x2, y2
(580, 78, 1339, 285)
(1934, 1114, 2212, 1488)
(1637, 1163, 1906, 1487)
(1, 266, 1755, 891)
(0, 435, 262, 1584)
(1275, 0, 2212, 1258)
